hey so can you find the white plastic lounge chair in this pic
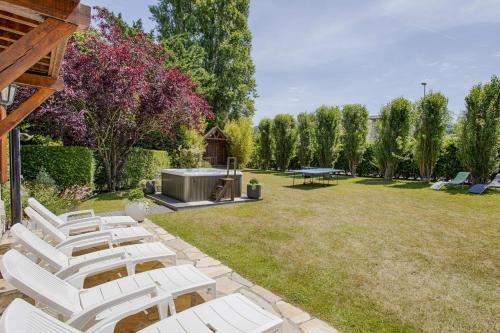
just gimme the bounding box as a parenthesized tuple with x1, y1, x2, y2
(28, 197, 137, 234)
(1, 294, 283, 333)
(0, 249, 216, 332)
(10, 223, 176, 288)
(25, 207, 153, 255)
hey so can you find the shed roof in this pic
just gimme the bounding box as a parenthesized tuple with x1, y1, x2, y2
(204, 126, 227, 141)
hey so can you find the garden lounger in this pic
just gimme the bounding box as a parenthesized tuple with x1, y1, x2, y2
(25, 207, 153, 256)
(10, 223, 176, 288)
(431, 171, 470, 190)
(28, 197, 137, 234)
(0, 249, 216, 333)
(468, 173, 500, 194)
(1, 294, 283, 333)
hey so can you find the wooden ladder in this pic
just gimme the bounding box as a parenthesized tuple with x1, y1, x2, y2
(212, 157, 237, 202)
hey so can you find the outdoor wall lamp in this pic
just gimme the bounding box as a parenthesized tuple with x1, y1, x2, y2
(0, 84, 18, 107)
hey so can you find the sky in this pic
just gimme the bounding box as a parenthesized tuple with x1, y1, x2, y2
(85, 0, 500, 122)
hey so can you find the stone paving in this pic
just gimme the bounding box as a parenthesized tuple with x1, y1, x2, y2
(141, 219, 341, 333)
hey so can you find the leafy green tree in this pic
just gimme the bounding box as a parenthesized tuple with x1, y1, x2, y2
(458, 75, 500, 184)
(224, 118, 254, 168)
(272, 114, 297, 171)
(341, 104, 368, 176)
(413, 92, 449, 182)
(315, 106, 341, 167)
(257, 118, 273, 169)
(151, 0, 257, 125)
(374, 97, 412, 180)
(297, 112, 315, 167)
(434, 137, 462, 181)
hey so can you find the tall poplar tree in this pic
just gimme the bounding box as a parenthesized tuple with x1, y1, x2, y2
(297, 112, 315, 167)
(342, 104, 369, 176)
(258, 118, 273, 169)
(315, 106, 341, 167)
(414, 92, 449, 182)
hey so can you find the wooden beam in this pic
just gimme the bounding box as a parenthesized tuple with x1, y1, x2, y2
(0, 10, 38, 27)
(0, 1, 79, 21)
(14, 73, 64, 91)
(0, 1, 90, 29)
(0, 105, 7, 183)
(0, 18, 76, 91)
(0, 88, 54, 138)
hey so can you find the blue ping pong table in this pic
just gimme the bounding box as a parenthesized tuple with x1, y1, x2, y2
(290, 168, 343, 186)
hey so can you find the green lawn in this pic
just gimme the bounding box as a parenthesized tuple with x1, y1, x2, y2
(146, 171, 499, 333)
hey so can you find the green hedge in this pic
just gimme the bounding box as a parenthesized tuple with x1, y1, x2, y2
(95, 148, 170, 190)
(21, 145, 95, 188)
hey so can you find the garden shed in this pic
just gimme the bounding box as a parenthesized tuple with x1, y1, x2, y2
(203, 126, 228, 166)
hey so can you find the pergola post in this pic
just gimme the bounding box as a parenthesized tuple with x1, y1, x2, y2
(8, 127, 21, 225)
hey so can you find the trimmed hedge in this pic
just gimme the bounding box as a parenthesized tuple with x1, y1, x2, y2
(21, 145, 95, 188)
(95, 148, 170, 190)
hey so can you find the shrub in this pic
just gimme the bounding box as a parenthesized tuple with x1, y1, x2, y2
(315, 105, 341, 167)
(297, 112, 315, 167)
(414, 92, 449, 182)
(121, 148, 170, 188)
(21, 145, 95, 188)
(272, 114, 297, 171)
(224, 118, 255, 168)
(94, 148, 170, 190)
(357, 144, 379, 177)
(433, 137, 462, 180)
(341, 104, 369, 176)
(374, 97, 412, 179)
(458, 75, 500, 184)
(257, 118, 273, 169)
(334, 144, 349, 173)
(176, 127, 206, 168)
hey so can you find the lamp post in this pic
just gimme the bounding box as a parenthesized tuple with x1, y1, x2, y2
(0, 84, 22, 227)
(421, 82, 427, 97)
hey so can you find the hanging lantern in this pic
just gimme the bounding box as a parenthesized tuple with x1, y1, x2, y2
(0, 85, 18, 107)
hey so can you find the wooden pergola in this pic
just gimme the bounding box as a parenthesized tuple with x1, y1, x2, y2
(0, 0, 90, 226)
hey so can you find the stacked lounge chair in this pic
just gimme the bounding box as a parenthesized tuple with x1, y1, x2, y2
(0, 198, 283, 333)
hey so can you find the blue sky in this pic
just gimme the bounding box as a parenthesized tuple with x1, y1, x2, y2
(85, 0, 500, 122)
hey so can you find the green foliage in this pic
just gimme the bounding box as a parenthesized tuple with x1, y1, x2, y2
(434, 137, 462, 180)
(341, 104, 369, 176)
(21, 146, 95, 188)
(248, 178, 259, 185)
(315, 105, 341, 167)
(374, 97, 412, 180)
(272, 114, 297, 171)
(414, 92, 449, 182)
(334, 144, 349, 172)
(257, 118, 273, 169)
(224, 118, 254, 168)
(357, 144, 379, 177)
(297, 112, 315, 167)
(121, 148, 170, 189)
(151, 0, 257, 125)
(458, 75, 500, 184)
(176, 127, 206, 168)
(127, 187, 145, 202)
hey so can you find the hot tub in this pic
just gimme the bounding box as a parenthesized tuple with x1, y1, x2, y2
(161, 168, 242, 202)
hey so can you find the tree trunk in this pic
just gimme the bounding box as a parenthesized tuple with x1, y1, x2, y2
(350, 161, 357, 177)
(384, 162, 393, 180)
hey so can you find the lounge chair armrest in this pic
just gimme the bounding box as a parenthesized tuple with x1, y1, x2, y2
(59, 209, 95, 221)
(86, 292, 174, 333)
(68, 285, 170, 331)
(59, 216, 103, 227)
(55, 231, 113, 256)
(56, 251, 128, 279)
